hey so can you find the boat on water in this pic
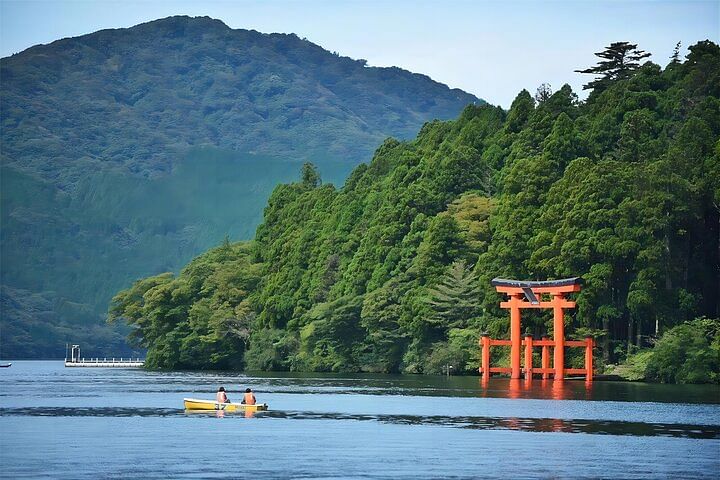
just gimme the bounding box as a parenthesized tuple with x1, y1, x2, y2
(183, 398, 268, 412)
(0, 363, 11, 368)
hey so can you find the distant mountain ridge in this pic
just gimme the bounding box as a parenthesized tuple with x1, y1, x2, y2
(0, 16, 481, 358)
(1, 15, 479, 185)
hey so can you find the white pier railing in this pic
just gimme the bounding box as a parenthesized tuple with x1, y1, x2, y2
(64, 345, 145, 367)
(64, 357, 145, 368)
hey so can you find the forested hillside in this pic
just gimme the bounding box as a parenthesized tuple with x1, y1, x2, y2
(114, 40, 719, 376)
(0, 16, 479, 358)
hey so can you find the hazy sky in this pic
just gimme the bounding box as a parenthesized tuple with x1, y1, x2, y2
(1, 0, 717, 107)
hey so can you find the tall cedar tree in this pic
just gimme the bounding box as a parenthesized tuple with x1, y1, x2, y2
(301, 162, 322, 188)
(425, 261, 482, 330)
(575, 42, 651, 91)
(670, 41, 682, 64)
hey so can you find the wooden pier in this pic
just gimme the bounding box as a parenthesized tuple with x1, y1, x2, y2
(64, 344, 144, 368)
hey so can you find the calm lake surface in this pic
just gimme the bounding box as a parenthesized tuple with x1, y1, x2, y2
(1, 361, 719, 479)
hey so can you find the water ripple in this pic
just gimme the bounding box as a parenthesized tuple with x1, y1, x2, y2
(2, 407, 718, 439)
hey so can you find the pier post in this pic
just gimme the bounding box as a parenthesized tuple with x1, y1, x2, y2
(524, 336, 533, 380)
(541, 336, 550, 379)
(585, 337, 593, 381)
(481, 335, 491, 379)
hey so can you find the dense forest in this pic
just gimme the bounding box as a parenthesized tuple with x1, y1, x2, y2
(111, 41, 720, 381)
(0, 16, 478, 358)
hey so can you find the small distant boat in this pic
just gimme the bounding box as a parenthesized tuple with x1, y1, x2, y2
(0, 363, 11, 368)
(183, 398, 268, 412)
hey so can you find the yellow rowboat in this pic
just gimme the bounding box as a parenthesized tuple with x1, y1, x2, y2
(183, 398, 269, 412)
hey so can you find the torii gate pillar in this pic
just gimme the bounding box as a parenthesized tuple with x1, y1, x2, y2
(509, 293, 522, 379)
(552, 292, 566, 380)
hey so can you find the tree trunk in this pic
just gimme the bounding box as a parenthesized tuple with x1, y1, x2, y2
(683, 231, 691, 289)
(602, 316, 611, 363)
(665, 223, 673, 292)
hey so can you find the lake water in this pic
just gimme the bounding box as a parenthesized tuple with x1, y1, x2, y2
(1, 361, 719, 479)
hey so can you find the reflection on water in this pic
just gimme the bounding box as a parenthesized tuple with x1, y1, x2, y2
(493, 378, 594, 401)
(184, 408, 255, 419)
(1, 407, 718, 439)
(3, 370, 718, 403)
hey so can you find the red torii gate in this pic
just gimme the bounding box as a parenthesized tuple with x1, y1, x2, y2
(479, 277, 593, 381)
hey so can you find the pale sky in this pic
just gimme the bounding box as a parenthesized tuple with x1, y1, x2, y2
(1, 0, 718, 107)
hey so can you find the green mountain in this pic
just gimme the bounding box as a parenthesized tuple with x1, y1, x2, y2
(0, 16, 481, 358)
(109, 41, 719, 378)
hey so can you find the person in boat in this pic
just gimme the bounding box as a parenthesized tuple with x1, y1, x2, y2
(216, 386, 230, 404)
(241, 388, 256, 405)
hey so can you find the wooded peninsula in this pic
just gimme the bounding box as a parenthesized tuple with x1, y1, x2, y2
(110, 41, 720, 383)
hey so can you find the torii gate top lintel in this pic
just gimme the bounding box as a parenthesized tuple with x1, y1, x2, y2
(491, 277, 582, 297)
